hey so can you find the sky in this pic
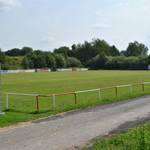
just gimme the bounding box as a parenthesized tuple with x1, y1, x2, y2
(0, 0, 150, 51)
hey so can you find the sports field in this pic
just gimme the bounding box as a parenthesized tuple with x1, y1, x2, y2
(1, 70, 150, 127)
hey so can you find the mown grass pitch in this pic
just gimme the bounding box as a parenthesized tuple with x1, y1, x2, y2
(1, 70, 150, 127)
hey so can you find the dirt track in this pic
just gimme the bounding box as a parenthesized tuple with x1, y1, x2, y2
(0, 96, 150, 150)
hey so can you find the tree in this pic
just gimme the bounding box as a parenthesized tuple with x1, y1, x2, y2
(21, 47, 33, 55)
(55, 54, 66, 68)
(5, 48, 21, 56)
(28, 50, 47, 68)
(71, 44, 77, 57)
(67, 57, 82, 68)
(22, 56, 34, 69)
(75, 41, 99, 66)
(92, 39, 111, 55)
(88, 53, 108, 69)
(46, 54, 56, 71)
(109, 45, 120, 56)
(0, 49, 9, 70)
(0, 49, 5, 63)
(22, 57, 29, 69)
(54, 46, 72, 58)
(5, 47, 33, 56)
(125, 41, 148, 56)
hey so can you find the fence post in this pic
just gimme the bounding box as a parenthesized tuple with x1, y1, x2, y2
(142, 83, 145, 92)
(115, 87, 118, 97)
(74, 93, 77, 104)
(50, 96, 52, 109)
(52, 94, 56, 109)
(36, 96, 39, 112)
(6, 94, 9, 110)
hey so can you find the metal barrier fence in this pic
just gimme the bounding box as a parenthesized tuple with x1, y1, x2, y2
(5, 82, 150, 112)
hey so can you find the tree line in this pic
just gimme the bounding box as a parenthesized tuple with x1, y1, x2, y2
(0, 39, 150, 70)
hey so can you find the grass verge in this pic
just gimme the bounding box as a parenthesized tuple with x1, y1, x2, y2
(83, 122, 150, 150)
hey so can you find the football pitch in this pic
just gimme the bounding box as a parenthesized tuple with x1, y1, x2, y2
(1, 70, 150, 127)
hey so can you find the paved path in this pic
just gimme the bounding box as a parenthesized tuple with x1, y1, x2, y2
(1, 96, 150, 150)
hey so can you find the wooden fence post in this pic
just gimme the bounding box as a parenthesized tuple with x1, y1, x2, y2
(36, 96, 39, 112)
(74, 93, 77, 104)
(142, 83, 145, 92)
(52, 94, 56, 109)
(115, 87, 118, 97)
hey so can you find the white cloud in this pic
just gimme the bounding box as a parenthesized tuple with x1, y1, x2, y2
(0, 0, 20, 11)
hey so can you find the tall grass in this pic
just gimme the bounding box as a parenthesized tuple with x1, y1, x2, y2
(84, 123, 150, 150)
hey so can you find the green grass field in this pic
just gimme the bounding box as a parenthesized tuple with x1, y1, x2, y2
(1, 70, 150, 127)
(83, 122, 150, 150)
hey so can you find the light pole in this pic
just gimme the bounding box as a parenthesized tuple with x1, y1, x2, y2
(0, 63, 4, 115)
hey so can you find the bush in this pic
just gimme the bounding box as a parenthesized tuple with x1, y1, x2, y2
(105, 56, 149, 70)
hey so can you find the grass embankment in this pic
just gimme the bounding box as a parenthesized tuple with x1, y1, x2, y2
(83, 123, 150, 150)
(1, 70, 150, 127)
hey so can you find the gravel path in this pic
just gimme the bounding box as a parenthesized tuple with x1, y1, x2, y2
(1, 96, 150, 150)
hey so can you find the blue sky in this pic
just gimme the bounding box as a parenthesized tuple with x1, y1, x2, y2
(0, 0, 150, 51)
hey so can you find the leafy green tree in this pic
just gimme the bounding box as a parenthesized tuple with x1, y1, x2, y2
(22, 56, 34, 69)
(5, 47, 33, 56)
(22, 57, 29, 69)
(0, 49, 5, 63)
(46, 54, 56, 71)
(75, 41, 99, 66)
(92, 39, 111, 55)
(28, 50, 47, 68)
(71, 44, 77, 57)
(0, 49, 8, 70)
(125, 41, 148, 56)
(55, 54, 66, 68)
(21, 47, 33, 55)
(5, 48, 21, 56)
(109, 45, 120, 56)
(54, 46, 73, 58)
(88, 53, 108, 69)
(67, 57, 82, 68)
(72, 39, 120, 66)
